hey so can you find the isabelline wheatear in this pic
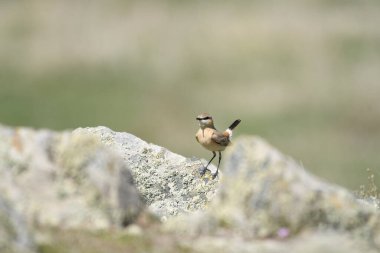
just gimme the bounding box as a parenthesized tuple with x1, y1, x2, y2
(195, 113, 241, 179)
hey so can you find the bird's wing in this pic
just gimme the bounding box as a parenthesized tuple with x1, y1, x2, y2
(211, 131, 230, 146)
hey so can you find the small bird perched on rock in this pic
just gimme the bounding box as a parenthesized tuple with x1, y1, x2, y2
(195, 113, 241, 179)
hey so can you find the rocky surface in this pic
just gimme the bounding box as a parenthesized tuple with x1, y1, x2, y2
(0, 124, 143, 229)
(166, 136, 380, 250)
(0, 124, 379, 253)
(178, 230, 379, 253)
(76, 126, 220, 219)
(0, 194, 36, 253)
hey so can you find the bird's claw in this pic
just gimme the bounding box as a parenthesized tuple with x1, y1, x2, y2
(199, 166, 208, 176)
(199, 166, 218, 180)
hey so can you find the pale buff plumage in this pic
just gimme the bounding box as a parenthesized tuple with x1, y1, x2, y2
(195, 113, 241, 179)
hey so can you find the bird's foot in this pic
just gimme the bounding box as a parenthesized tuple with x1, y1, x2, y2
(199, 166, 208, 176)
(211, 171, 218, 180)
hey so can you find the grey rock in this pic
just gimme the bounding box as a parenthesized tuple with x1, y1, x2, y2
(180, 230, 379, 253)
(76, 126, 220, 219)
(0, 194, 36, 253)
(0, 124, 143, 229)
(167, 136, 380, 249)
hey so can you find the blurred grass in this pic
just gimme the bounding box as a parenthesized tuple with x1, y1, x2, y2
(38, 229, 162, 253)
(1, 0, 380, 189)
(37, 227, 184, 253)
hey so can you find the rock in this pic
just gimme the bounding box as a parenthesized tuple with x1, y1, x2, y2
(166, 136, 380, 249)
(0, 194, 36, 253)
(76, 126, 220, 219)
(3, 123, 379, 251)
(179, 230, 379, 253)
(0, 124, 143, 229)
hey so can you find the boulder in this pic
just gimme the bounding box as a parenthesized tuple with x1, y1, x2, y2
(167, 136, 380, 248)
(76, 126, 220, 219)
(2, 123, 380, 252)
(179, 230, 378, 253)
(0, 194, 36, 253)
(0, 124, 143, 229)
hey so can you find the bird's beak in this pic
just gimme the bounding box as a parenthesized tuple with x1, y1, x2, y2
(196, 117, 201, 120)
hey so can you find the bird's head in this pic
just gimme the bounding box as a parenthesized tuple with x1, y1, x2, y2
(196, 113, 214, 129)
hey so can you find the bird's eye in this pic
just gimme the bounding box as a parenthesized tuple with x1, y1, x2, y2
(197, 116, 212, 120)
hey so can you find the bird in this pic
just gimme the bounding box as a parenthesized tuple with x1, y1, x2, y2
(195, 113, 241, 179)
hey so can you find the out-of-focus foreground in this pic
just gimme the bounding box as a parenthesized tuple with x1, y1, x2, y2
(1, 0, 380, 189)
(0, 124, 379, 253)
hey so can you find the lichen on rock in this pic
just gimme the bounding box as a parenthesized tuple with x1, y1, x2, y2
(77, 126, 220, 219)
(166, 136, 380, 249)
(0, 194, 36, 253)
(1, 123, 380, 252)
(0, 124, 143, 230)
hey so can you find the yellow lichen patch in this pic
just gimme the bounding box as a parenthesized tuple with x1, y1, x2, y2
(55, 133, 102, 181)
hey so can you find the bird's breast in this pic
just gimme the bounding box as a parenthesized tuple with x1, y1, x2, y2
(195, 128, 226, 151)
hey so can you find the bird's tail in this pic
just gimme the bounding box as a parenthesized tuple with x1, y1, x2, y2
(228, 119, 241, 130)
(225, 119, 241, 137)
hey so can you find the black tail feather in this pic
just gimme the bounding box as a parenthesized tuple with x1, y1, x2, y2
(228, 119, 241, 130)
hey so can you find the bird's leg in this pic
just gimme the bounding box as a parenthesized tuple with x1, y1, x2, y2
(212, 151, 222, 179)
(199, 151, 216, 176)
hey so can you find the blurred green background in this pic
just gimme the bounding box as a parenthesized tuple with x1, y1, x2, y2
(1, 0, 379, 190)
